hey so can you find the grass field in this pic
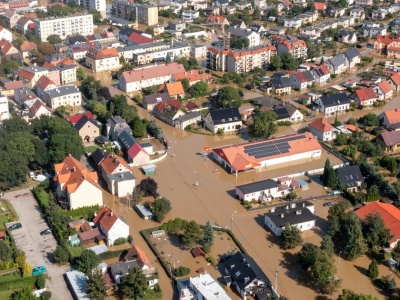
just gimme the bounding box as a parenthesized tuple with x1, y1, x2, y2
(0, 289, 14, 299)
(67, 245, 83, 259)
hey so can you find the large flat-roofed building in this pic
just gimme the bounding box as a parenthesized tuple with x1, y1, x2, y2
(74, 0, 106, 19)
(212, 132, 322, 174)
(111, 1, 158, 26)
(34, 14, 94, 41)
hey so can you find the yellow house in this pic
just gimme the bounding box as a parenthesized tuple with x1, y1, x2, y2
(378, 131, 400, 152)
(74, 115, 99, 143)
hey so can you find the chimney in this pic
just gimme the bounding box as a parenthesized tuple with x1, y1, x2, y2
(291, 203, 296, 208)
(280, 213, 284, 218)
(302, 203, 305, 207)
(285, 205, 289, 210)
(110, 210, 113, 217)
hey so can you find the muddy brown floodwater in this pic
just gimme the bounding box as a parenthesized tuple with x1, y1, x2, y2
(103, 103, 396, 300)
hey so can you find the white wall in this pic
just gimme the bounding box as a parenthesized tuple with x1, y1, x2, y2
(69, 180, 103, 210)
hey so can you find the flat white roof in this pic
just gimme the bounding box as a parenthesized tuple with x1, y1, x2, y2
(65, 271, 89, 300)
(189, 274, 232, 300)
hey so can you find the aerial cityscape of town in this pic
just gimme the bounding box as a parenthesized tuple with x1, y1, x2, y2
(2, 0, 400, 299)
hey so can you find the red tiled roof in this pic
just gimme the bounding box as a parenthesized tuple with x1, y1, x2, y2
(390, 73, 400, 86)
(93, 207, 119, 233)
(67, 112, 94, 125)
(4, 80, 23, 90)
(314, 64, 330, 75)
(127, 143, 145, 159)
(382, 109, 400, 125)
(154, 99, 180, 112)
(20, 41, 36, 52)
(308, 118, 334, 132)
(376, 34, 400, 45)
(29, 99, 51, 115)
(207, 14, 228, 24)
(17, 16, 31, 26)
(378, 80, 393, 95)
(0, 39, 17, 55)
(314, 2, 326, 10)
(354, 202, 400, 244)
(185, 101, 199, 111)
(127, 32, 154, 45)
(100, 152, 130, 175)
(86, 47, 118, 60)
(121, 63, 184, 83)
(124, 245, 152, 267)
(35, 75, 56, 91)
(18, 69, 35, 80)
(354, 87, 376, 102)
(172, 69, 211, 83)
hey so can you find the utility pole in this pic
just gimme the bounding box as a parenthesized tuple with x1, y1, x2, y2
(231, 211, 237, 232)
(275, 265, 282, 294)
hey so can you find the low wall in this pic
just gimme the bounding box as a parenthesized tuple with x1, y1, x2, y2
(128, 151, 168, 168)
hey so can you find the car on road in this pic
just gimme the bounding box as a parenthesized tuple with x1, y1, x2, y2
(40, 229, 52, 235)
(8, 223, 22, 230)
(323, 202, 333, 207)
(32, 266, 47, 276)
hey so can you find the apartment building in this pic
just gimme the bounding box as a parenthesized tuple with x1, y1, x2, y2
(44, 85, 82, 109)
(85, 48, 120, 72)
(73, 0, 106, 19)
(111, 1, 158, 26)
(117, 41, 170, 60)
(225, 27, 260, 48)
(207, 45, 277, 73)
(0, 96, 9, 121)
(34, 14, 94, 41)
(50, 64, 77, 84)
(133, 42, 191, 65)
(272, 35, 308, 59)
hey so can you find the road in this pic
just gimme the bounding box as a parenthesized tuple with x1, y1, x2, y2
(4, 189, 73, 300)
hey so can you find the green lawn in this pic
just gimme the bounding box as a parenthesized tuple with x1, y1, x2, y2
(68, 245, 83, 258)
(85, 146, 99, 153)
(0, 289, 14, 299)
(0, 271, 20, 283)
(0, 214, 9, 231)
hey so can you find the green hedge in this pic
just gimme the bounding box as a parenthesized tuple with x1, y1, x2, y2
(32, 187, 50, 208)
(0, 275, 45, 291)
(97, 249, 128, 261)
(63, 205, 99, 220)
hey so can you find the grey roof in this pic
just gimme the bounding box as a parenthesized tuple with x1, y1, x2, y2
(327, 54, 347, 68)
(237, 179, 278, 195)
(317, 93, 350, 107)
(107, 171, 135, 182)
(74, 115, 98, 131)
(140, 142, 152, 148)
(50, 64, 77, 72)
(118, 130, 139, 150)
(110, 116, 127, 125)
(303, 70, 314, 82)
(226, 27, 254, 37)
(65, 271, 89, 300)
(117, 41, 168, 53)
(143, 93, 170, 105)
(251, 96, 281, 108)
(66, 35, 87, 45)
(46, 85, 80, 98)
(343, 48, 360, 62)
(111, 260, 140, 277)
(91, 148, 107, 166)
(135, 204, 154, 218)
(224, 252, 271, 291)
(272, 104, 297, 120)
(119, 27, 143, 37)
(21, 66, 47, 73)
(208, 108, 241, 125)
(271, 77, 291, 89)
(175, 111, 201, 122)
(336, 165, 363, 188)
(265, 201, 316, 228)
(380, 130, 400, 146)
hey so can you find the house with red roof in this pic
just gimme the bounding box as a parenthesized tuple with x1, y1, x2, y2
(171, 69, 212, 86)
(307, 118, 335, 141)
(85, 48, 120, 72)
(35, 75, 57, 100)
(19, 41, 36, 59)
(0, 80, 23, 96)
(379, 109, 400, 131)
(374, 80, 393, 101)
(20, 99, 52, 122)
(314, 2, 326, 14)
(354, 202, 400, 248)
(16, 66, 48, 88)
(153, 99, 185, 126)
(206, 14, 230, 26)
(164, 82, 185, 99)
(0, 39, 19, 58)
(67, 112, 94, 125)
(93, 207, 129, 245)
(352, 87, 377, 107)
(54, 154, 103, 210)
(388, 73, 400, 92)
(16, 17, 33, 35)
(127, 32, 155, 46)
(117, 130, 150, 166)
(311, 65, 331, 86)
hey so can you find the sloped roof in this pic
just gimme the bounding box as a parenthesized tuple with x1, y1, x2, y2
(3, 80, 23, 90)
(390, 73, 400, 86)
(165, 82, 184, 96)
(208, 108, 241, 125)
(354, 202, 400, 244)
(20, 41, 36, 52)
(35, 75, 56, 91)
(314, 2, 326, 10)
(172, 69, 211, 83)
(17, 16, 31, 26)
(308, 118, 334, 132)
(86, 48, 118, 60)
(380, 130, 400, 147)
(317, 93, 350, 107)
(272, 104, 297, 120)
(381, 109, 400, 125)
(377, 80, 393, 94)
(29, 99, 51, 115)
(93, 207, 119, 233)
(127, 32, 154, 45)
(67, 112, 94, 125)
(100, 152, 130, 175)
(207, 14, 228, 24)
(74, 115, 98, 131)
(336, 165, 363, 188)
(354, 87, 376, 102)
(121, 63, 184, 83)
(124, 245, 152, 267)
(143, 93, 170, 105)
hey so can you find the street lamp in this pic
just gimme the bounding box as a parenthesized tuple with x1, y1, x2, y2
(275, 265, 283, 294)
(169, 140, 176, 157)
(231, 211, 237, 232)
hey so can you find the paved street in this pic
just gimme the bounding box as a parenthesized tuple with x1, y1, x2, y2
(4, 189, 73, 300)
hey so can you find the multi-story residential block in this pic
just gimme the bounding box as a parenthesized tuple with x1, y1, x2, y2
(111, 1, 158, 26)
(225, 27, 260, 48)
(272, 35, 308, 59)
(132, 42, 190, 65)
(50, 64, 77, 85)
(67, 42, 101, 60)
(254, 0, 266, 8)
(350, 9, 366, 21)
(169, 21, 186, 31)
(117, 41, 170, 61)
(191, 45, 207, 59)
(119, 63, 185, 93)
(300, 27, 321, 39)
(330, 7, 346, 18)
(73, 0, 106, 19)
(85, 48, 120, 72)
(372, 9, 387, 20)
(44, 85, 81, 109)
(0, 96, 9, 121)
(34, 14, 94, 41)
(336, 16, 355, 28)
(363, 24, 387, 38)
(182, 10, 199, 21)
(207, 45, 277, 73)
(355, 0, 372, 5)
(16, 66, 48, 88)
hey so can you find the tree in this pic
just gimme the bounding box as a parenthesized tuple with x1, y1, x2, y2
(322, 159, 337, 189)
(335, 133, 348, 146)
(30, 138, 49, 170)
(341, 213, 367, 260)
(53, 244, 70, 265)
(203, 220, 215, 246)
(46, 34, 61, 44)
(299, 243, 319, 270)
(22, 262, 32, 277)
(12, 287, 37, 300)
(131, 117, 146, 137)
(231, 37, 250, 49)
(131, 187, 144, 206)
(190, 81, 208, 97)
(37, 42, 54, 56)
(76, 67, 86, 81)
(216, 86, 241, 108)
(77, 249, 99, 276)
(321, 235, 335, 256)
(311, 250, 340, 294)
(89, 9, 102, 23)
(120, 267, 148, 299)
(182, 220, 203, 247)
(138, 177, 158, 197)
(337, 289, 379, 300)
(359, 113, 379, 126)
(281, 223, 303, 249)
(180, 78, 190, 92)
(367, 259, 379, 279)
(286, 191, 297, 200)
(151, 197, 172, 222)
(248, 111, 278, 139)
(281, 52, 299, 70)
(270, 55, 282, 71)
(86, 268, 108, 300)
(0, 241, 12, 261)
(362, 213, 393, 251)
(253, 6, 261, 19)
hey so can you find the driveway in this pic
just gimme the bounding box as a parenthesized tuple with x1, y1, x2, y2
(4, 189, 73, 300)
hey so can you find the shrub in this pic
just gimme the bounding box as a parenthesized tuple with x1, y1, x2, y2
(1, 262, 8, 270)
(206, 256, 216, 264)
(277, 121, 292, 126)
(36, 274, 46, 289)
(202, 243, 211, 254)
(113, 237, 128, 245)
(41, 291, 52, 300)
(127, 235, 133, 244)
(173, 266, 191, 277)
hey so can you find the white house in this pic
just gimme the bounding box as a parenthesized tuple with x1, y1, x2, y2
(236, 179, 279, 202)
(204, 108, 242, 134)
(0, 26, 12, 42)
(307, 118, 335, 141)
(93, 206, 130, 245)
(374, 80, 393, 101)
(182, 10, 199, 20)
(311, 65, 331, 86)
(313, 93, 350, 115)
(264, 201, 316, 236)
(0, 96, 9, 121)
(284, 18, 302, 28)
(85, 48, 120, 73)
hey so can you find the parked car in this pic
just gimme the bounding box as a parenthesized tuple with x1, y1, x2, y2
(323, 202, 333, 207)
(29, 172, 35, 179)
(8, 223, 22, 231)
(32, 266, 47, 276)
(34, 175, 47, 182)
(40, 229, 52, 235)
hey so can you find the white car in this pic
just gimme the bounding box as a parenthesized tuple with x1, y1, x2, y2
(29, 172, 35, 179)
(34, 175, 47, 182)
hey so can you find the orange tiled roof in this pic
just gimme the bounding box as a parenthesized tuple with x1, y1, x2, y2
(86, 47, 118, 60)
(20, 41, 36, 52)
(172, 69, 211, 83)
(378, 80, 393, 94)
(100, 152, 130, 175)
(93, 207, 119, 232)
(376, 34, 400, 45)
(308, 118, 334, 132)
(390, 73, 400, 86)
(165, 81, 184, 96)
(207, 14, 227, 24)
(382, 109, 400, 125)
(354, 87, 376, 102)
(314, 2, 326, 10)
(354, 202, 400, 244)
(54, 154, 101, 194)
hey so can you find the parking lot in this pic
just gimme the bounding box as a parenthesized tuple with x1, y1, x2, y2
(5, 189, 72, 300)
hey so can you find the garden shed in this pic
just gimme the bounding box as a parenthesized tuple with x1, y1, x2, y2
(142, 164, 157, 175)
